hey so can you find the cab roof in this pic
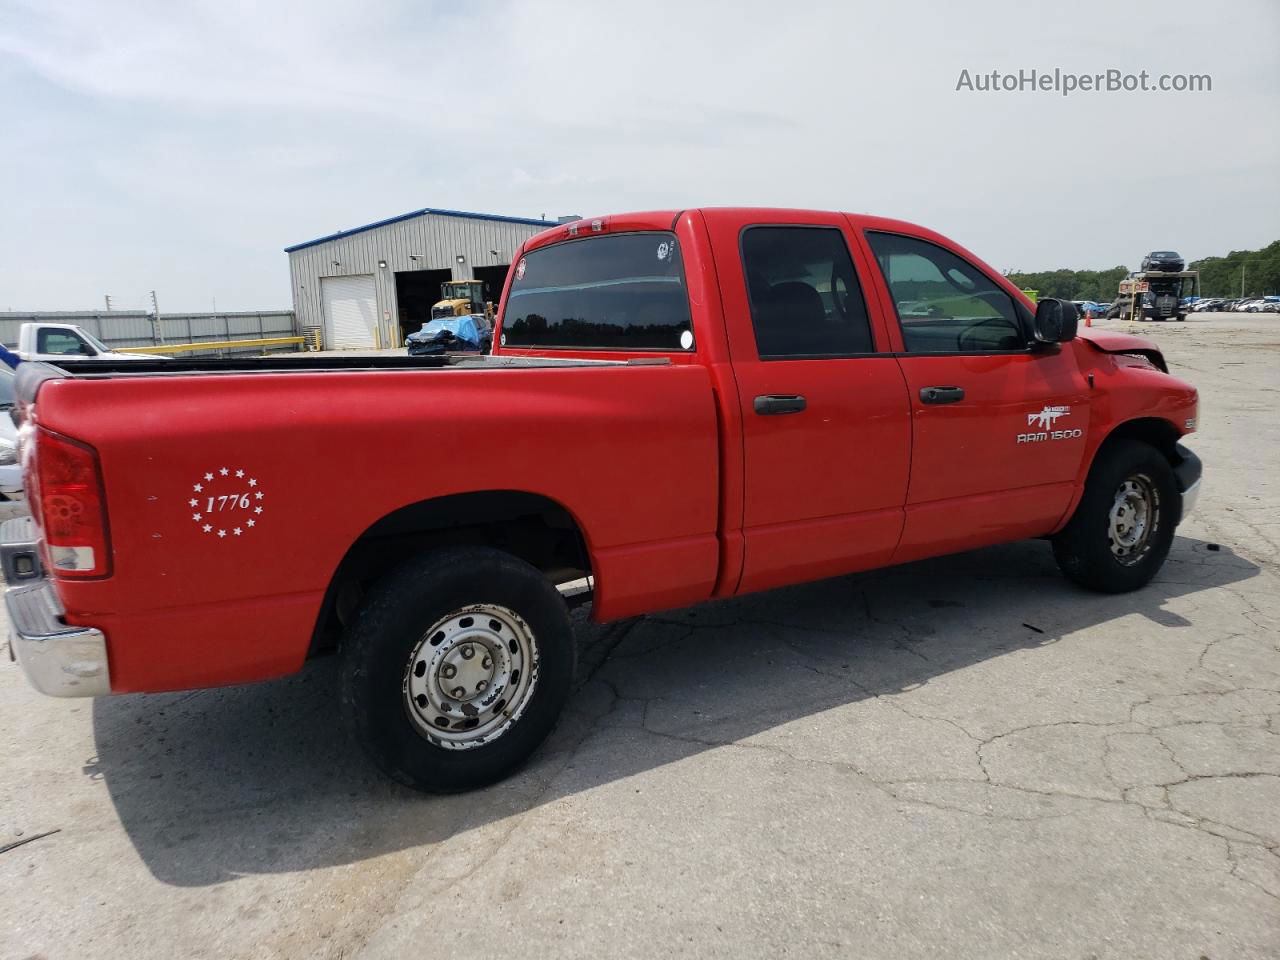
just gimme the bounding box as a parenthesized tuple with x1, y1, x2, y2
(521, 207, 941, 254)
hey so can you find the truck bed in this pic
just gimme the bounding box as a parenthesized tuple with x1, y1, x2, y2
(21, 352, 634, 379)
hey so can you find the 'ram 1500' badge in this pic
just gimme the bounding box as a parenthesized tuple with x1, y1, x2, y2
(1018, 405, 1082, 444)
(188, 467, 265, 538)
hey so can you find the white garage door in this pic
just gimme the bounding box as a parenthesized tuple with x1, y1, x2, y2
(321, 274, 377, 349)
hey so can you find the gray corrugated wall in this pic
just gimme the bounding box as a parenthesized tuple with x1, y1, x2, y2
(286, 213, 549, 347)
(0, 311, 297, 352)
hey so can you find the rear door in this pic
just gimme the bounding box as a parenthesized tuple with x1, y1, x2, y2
(855, 227, 1091, 563)
(703, 210, 911, 595)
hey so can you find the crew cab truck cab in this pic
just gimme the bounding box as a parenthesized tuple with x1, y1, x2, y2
(4, 208, 1201, 792)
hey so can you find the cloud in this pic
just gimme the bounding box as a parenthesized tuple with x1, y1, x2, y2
(0, 0, 1277, 309)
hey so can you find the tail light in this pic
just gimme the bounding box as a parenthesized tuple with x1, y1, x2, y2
(33, 427, 112, 578)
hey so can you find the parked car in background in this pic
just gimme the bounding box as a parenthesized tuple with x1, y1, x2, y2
(404, 314, 493, 356)
(1141, 251, 1186, 273)
(0, 367, 22, 501)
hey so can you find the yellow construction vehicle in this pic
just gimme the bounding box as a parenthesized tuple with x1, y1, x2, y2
(431, 280, 493, 321)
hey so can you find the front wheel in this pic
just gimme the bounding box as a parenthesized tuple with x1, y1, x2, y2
(1052, 441, 1178, 593)
(340, 546, 575, 792)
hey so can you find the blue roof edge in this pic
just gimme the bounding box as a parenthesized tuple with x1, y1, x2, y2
(284, 207, 554, 253)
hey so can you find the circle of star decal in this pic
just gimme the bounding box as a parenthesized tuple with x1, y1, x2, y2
(188, 468, 264, 539)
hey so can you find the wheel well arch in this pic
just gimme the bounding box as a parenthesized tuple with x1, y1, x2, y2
(1095, 416, 1183, 466)
(309, 490, 592, 656)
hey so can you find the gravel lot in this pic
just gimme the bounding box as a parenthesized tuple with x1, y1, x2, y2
(2, 313, 1278, 959)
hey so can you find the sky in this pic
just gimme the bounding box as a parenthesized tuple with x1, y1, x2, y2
(1, 0, 1277, 312)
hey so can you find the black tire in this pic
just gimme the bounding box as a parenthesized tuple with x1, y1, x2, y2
(1052, 441, 1178, 593)
(340, 546, 575, 792)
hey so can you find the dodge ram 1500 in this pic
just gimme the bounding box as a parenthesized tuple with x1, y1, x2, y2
(3, 208, 1201, 791)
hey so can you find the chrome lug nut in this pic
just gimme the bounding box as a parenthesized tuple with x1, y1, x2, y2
(451, 686, 466, 699)
(481, 655, 493, 670)
(461, 645, 476, 660)
(476, 680, 488, 693)
(442, 664, 457, 679)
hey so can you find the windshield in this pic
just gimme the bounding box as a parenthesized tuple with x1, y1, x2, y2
(501, 232, 692, 350)
(80, 329, 111, 352)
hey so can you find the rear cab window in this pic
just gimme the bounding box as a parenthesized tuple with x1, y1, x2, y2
(499, 232, 693, 352)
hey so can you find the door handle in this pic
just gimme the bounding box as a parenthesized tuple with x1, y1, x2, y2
(920, 385, 965, 405)
(754, 394, 807, 415)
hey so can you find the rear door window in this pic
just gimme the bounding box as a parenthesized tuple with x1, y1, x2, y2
(740, 226, 875, 358)
(501, 233, 692, 350)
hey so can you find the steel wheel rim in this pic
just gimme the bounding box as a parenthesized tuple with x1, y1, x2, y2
(1108, 473, 1158, 566)
(402, 603, 539, 750)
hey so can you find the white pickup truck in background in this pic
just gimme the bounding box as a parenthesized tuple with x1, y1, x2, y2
(10, 321, 157, 362)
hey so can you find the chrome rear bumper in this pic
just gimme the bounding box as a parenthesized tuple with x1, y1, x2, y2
(5, 580, 110, 697)
(3, 517, 109, 697)
(0, 516, 43, 582)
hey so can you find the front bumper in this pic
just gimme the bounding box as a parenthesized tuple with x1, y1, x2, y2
(1173, 442, 1202, 524)
(2, 518, 110, 697)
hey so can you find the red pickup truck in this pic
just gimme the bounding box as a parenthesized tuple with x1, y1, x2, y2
(3, 208, 1200, 791)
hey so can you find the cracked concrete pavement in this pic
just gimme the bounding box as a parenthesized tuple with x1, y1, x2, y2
(2, 313, 1278, 959)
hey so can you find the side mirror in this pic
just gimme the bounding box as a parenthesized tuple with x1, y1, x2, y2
(1033, 298, 1079, 344)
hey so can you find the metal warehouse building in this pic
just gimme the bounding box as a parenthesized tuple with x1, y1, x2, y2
(285, 207, 557, 350)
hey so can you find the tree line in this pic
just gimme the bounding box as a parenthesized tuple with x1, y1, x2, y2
(1005, 239, 1279, 300)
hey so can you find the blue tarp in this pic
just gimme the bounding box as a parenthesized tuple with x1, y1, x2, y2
(405, 315, 483, 354)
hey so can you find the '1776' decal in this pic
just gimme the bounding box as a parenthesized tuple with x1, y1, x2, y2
(188, 467, 264, 538)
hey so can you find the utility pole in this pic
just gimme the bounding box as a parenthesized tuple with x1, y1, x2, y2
(150, 290, 166, 344)
(1240, 262, 1246, 298)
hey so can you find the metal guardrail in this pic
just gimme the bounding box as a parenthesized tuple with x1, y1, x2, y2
(123, 336, 306, 355)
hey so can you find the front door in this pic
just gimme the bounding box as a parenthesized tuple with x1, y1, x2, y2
(857, 228, 1091, 563)
(703, 210, 912, 595)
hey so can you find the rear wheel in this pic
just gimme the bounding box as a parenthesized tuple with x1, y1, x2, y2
(1052, 441, 1178, 593)
(340, 546, 575, 792)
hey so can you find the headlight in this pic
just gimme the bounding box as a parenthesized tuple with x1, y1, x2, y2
(1115, 352, 1160, 372)
(0, 439, 16, 466)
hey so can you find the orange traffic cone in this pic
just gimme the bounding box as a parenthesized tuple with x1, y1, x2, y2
(1085, 308, 1093, 327)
